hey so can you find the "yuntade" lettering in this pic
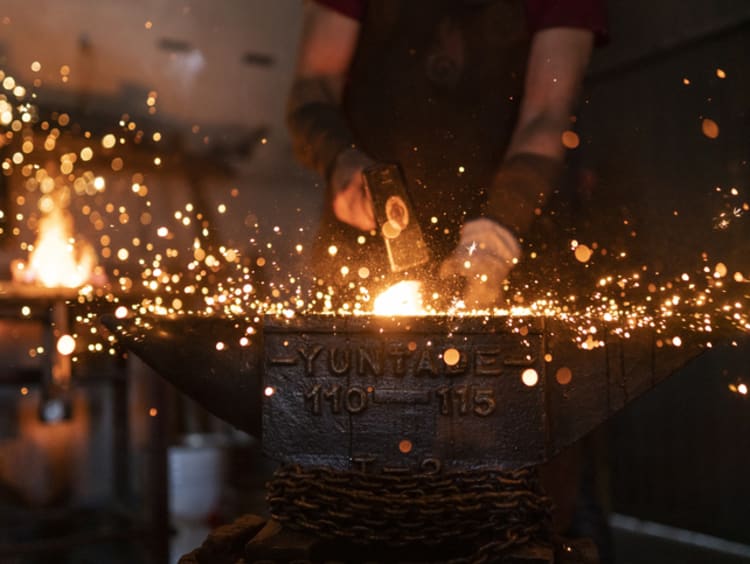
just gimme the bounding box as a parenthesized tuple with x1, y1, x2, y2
(268, 341, 535, 378)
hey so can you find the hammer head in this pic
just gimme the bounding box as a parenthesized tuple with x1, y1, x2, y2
(364, 163, 430, 273)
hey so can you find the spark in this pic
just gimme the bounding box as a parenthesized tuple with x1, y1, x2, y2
(0, 61, 744, 377)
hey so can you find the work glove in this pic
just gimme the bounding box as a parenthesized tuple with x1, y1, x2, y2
(329, 148, 376, 231)
(439, 218, 521, 309)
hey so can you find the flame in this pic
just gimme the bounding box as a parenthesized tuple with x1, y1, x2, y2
(13, 209, 98, 288)
(373, 280, 425, 316)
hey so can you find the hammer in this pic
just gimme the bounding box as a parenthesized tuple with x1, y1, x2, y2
(363, 163, 430, 273)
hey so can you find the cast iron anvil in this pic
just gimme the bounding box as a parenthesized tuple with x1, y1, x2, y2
(102, 313, 717, 562)
(102, 313, 705, 471)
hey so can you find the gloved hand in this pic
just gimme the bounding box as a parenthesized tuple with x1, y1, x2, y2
(329, 148, 376, 231)
(439, 218, 521, 309)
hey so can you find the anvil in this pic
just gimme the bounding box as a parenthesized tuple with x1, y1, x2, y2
(102, 314, 705, 471)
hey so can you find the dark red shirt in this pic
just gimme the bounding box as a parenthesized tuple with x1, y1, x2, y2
(316, 0, 608, 42)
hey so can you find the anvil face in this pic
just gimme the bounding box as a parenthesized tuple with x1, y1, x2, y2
(263, 316, 548, 472)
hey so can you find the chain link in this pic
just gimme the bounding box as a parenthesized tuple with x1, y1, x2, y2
(267, 465, 553, 563)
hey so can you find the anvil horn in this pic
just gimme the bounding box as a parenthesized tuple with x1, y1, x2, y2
(101, 315, 262, 437)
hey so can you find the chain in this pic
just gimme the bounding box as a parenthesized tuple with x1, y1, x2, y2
(267, 465, 553, 563)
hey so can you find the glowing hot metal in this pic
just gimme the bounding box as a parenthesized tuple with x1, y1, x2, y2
(373, 280, 425, 316)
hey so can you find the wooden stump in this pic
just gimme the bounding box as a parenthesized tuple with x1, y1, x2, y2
(180, 514, 598, 564)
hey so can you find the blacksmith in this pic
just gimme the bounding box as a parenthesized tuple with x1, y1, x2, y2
(287, 0, 607, 307)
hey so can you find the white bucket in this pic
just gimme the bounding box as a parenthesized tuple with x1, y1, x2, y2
(167, 434, 227, 521)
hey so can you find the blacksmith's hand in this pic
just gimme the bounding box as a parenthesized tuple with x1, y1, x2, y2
(330, 148, 376, 231)
(439, 218, 521, 309)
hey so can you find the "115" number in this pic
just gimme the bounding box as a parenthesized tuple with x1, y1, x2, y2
(436, 386, 496, 417)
